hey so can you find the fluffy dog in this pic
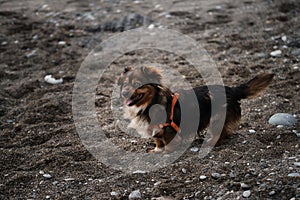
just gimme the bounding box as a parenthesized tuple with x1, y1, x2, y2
(118, 66, 274, 153)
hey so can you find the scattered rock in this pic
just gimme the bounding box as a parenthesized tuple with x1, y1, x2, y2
(248, 129, 256, 134)
(111, 191, 119, 196)
(270, 50, 282, 57)
(268, 113, 297, 126)
(64, 178, 75, 181)
(129, 190, 142, 199)
(154, 181, 161, 186)
(58, 41, 66, 45)
(211, 173, 221, 179)
(291, 48, 300, 57)
(133, 170, 147, 174)
(44, 75, 63, 85)
(182, 168, 187, 174)
(242, 190, 251, 198)
(288, 172, 300, 177)
(200, 175, 207, 180)
(26, 49, 37, 58)
(294, 162, 300, 167)
(241, 183, 250, 190)
(281, 35, 287, 42)
(190, 147, 199, 152)
(269, 191, 276, 196)
(43, 174, 52, 179)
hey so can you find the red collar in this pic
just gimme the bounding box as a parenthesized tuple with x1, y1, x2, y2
(158, 93, 180, 133)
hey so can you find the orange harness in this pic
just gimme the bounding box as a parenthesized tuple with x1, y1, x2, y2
(158, 93, 180, 133)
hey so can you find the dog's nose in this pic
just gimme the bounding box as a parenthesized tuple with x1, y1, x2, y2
(122, 90, 130, 98)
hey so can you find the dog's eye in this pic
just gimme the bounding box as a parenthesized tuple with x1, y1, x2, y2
(133, 82, 141, 88)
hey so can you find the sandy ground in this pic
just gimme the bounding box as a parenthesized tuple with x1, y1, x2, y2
(0, 0, 299, 199)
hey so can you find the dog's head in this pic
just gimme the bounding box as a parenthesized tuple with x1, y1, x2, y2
(118, 66, 162, 106)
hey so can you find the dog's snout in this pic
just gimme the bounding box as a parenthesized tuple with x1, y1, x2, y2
(122, 90, 131, 98)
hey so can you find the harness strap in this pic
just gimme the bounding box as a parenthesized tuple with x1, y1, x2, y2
(158, 93, 180, 133)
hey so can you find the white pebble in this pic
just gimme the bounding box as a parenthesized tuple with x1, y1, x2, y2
(211, 173, 221, 179)
(64, 178, 75, 181)
(43, 174, 52, 179)
(182, 168, 187, 174)
(133, 170, 147, 174)
(288, 172, 300, 177)
(276, 135, 281, 139)
(270, 50, 282, 57)
(154, 181, 161, 186)
(248, 129, 256, 134)
(44, 75, 63, 84)
(269, 190, 276, 196)
(269, 113, 297, 126)
(242, 190, 251, 198)
(148, 24, 155, 29)
(200, 175, 207, 180)
(111, 191, 119, 196)
(241, 183, 250, 189)
(281, 35, 287, 42)
(190, 147, 199, 152)
(129, 190, 142, 199)
(293, 162, 300, 167)
(58, 41, 66, 45)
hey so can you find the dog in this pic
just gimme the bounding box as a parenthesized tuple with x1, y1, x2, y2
(118, 66, 274, 153)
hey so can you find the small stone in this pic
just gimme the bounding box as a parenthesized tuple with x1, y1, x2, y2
(44, 75, 63, 84)
(129, 190, 142, 199)
(288, 172, 300, 177)
(291, 48, 300, 57)
(182, 168, 187, 174)
(268, 113, 297, 126)
(269, 191, 276, 196)
(148, 24, 155, 29)
(58, 41, 66, 45)
(111, 191, 119, 196)
(282, 35, 287, 42)
(276, 135, 281, 139)
(26, 49, 37, 58)
(211, 173, 221, 179)
(154, 181, 161, 186)
(200, 175, 207, 180)
(242, 190, 251, 198)
(190, 147, 199, 152)
(257, 53, 266, 58)
(241, 183, 250, 190)
(248, 129, 256, 134)
(46, 195, 50, 199)
(133, 170, 147, 174)
(64, 178, 75, 181)
(294, 162, 300, 167)
(43, 174, 52, 179)
(229, 172, 235, 178)
(270, 50, 282, 57)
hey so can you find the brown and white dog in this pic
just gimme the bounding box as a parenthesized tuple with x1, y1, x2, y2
(118, 66, 274, 153)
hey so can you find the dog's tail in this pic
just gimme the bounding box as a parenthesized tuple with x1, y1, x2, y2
(233, 73, 274, 100)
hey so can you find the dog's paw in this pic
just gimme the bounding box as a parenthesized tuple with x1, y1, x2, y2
(149, 147, 164, 154)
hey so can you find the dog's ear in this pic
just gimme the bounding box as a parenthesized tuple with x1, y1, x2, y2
(117, 66, 132, 85)
(140, 66, 162, 83)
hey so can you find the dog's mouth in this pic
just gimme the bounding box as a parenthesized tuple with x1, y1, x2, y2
(126, 93, 144, 106)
